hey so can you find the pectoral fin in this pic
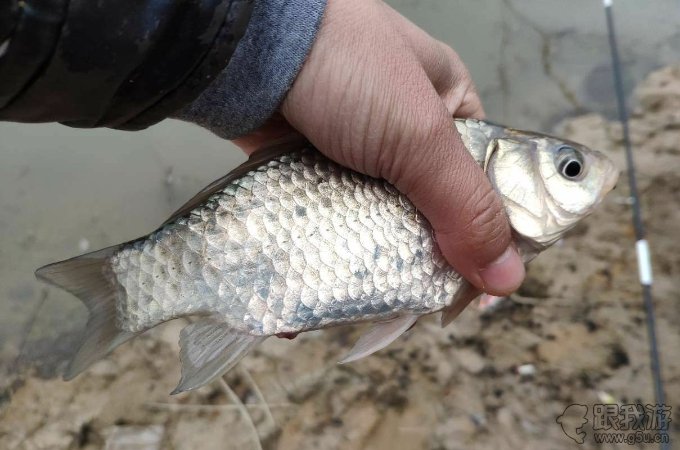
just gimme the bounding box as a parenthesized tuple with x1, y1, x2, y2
(339, 315, 419, 364)
(440, 281, 482, 327)
(172, 320, 265, 394)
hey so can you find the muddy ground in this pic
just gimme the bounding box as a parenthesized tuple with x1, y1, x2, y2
(1, 66, 679, 450)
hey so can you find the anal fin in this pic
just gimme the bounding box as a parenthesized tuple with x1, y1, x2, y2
(339, 315, 418, 364)
(172, 319, 265, 395)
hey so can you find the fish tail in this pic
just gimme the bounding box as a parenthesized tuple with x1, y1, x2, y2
(35, 245, 138, 380)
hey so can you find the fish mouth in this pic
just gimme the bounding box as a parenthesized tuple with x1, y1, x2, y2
(602, 162, 620, 195)
(584, 158, 619, 214)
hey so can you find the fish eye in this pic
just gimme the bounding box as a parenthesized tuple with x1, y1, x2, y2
(555, 146, 585, 180)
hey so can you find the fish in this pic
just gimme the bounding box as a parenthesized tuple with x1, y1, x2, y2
(35, 119, 619, 394)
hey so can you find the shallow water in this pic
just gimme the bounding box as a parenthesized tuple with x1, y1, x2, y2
(0, 123, 246, 377)
(1, 0, 678, 380)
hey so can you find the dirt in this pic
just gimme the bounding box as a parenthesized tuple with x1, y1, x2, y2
(2, 66, 679, 450)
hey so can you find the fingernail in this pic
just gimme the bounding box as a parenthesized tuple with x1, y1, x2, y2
(478, 246, 525, 295)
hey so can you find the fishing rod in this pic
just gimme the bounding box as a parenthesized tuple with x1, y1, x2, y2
(602, 1, 669, 448)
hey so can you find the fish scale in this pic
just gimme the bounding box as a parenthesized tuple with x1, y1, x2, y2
(110, 149, 459, 335)
(35, 119, 619, 392)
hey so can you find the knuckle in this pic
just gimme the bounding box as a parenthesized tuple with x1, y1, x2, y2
(437, 41, 463, 66)
(436, 42, 468, 81)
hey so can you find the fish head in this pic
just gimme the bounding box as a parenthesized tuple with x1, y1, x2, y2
(486, 130, 619, 250)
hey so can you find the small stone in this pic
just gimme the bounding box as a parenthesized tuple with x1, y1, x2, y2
(78, 237, 91, 252)
(455, 349, 486, 374)
(436, 359, 455, 384)
(104, 425, 164, 450)
(89, 359, 119, 377)
(516, 364, 536, 377)
(497, 407, 515, 428)
(469, 412, 487, 429)
(597, 390, 617, 404)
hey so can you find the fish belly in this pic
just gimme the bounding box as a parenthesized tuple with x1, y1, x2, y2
(110, 151, 461, 335)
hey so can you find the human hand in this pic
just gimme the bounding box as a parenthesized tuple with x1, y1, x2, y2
(233, 0, 524, 296)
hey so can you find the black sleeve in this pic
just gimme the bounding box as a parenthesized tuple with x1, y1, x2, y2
(0, 0, 253, 130)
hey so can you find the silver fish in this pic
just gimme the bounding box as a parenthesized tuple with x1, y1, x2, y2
(36, 119, 618, 393)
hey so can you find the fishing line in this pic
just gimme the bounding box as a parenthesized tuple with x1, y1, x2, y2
(602, 1, 669, 448)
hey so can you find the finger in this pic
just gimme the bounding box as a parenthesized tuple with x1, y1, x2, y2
(379, 5, 485, 119)
(450, 82, 485, 119)
(380, 5, 455, 96)
(407, 37, 485, 120)
(434, 42, 485, 119)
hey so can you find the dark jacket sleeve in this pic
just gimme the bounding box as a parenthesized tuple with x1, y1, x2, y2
(0, 0, 322, 136)
(0, 0, 327, 137)
(175, 0, 327, 139)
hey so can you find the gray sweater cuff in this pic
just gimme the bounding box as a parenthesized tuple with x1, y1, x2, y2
(175, 0, 327, 139)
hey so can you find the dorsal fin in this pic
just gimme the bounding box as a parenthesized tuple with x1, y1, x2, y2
(162, 135, 309, 226)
